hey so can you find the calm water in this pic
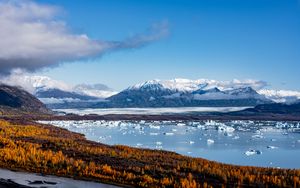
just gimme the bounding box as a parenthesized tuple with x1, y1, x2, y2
(40, 119, 300, 169)
(0, 169, 119, 188)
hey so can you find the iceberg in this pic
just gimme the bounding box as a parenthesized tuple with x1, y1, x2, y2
(163, 132, 174, 136)
(207, 139, 215, 144)
(218, 125, 235, 133)
(189, 141, 195, 144)
(267, 146, 278, 149)
(245, 149, 262, 156)
(232, 135, 240, 140)
(149, 124, 160, 129)
(252, 134, 264, 139)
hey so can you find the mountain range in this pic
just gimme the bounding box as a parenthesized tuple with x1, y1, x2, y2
(101, 80, 269, 108)
(2, 76, 300, 109)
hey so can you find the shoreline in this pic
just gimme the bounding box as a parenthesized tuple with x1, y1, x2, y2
(0, 168, 124, 188)
(0, 116, 299, 187)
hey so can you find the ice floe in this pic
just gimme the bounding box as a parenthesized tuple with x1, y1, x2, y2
(267, 146, 278, 149)
(189, 141, 195, 144)
(245, 149, 262, 156)
(37, 119, 300, 168)
(207, 139, 215, 145)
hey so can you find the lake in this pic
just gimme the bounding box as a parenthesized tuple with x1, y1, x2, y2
(39, 118, 300, 169)
(0, 168, 119, 188)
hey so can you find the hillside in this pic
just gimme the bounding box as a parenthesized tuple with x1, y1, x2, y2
(244, 101, 300, 114)
(0, 84, 51, 115)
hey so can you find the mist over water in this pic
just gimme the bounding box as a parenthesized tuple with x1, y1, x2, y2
(54, 107, 250, 115)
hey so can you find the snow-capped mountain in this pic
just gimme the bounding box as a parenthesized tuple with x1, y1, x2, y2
(3, 75, 300, 108)
(128, 78, 268, 92)
(258, 89, 300, 103)
(2, 74, 72, 93)
(2, 74, 116, 104)
(120, 79, 300, 104)
(102, 79, 271, 108)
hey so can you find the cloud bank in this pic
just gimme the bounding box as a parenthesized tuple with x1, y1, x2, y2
(0, 0, 169, 75)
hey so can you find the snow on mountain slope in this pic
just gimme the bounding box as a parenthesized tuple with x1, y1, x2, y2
(106, 79, 272, 108)
(127, 78, 268, 92)
(258, 89, 300, 103)
(2, 74, 72, 93)
(127, 79, 166, 91)
(2, 74, 116, 101)
(3, 74, 300, 105)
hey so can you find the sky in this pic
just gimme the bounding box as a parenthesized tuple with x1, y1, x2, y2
(1, 0, 300, 91)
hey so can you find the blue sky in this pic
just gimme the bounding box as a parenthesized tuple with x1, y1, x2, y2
(36, 0, 300, 91)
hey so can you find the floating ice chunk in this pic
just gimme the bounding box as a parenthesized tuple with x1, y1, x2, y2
(177, 123, 185, 126)
(245, 149, 262, 156)
(224, 132, 234, 137)
(292, 128, 300, 133)
(196, 125, 205, 129)
(156, 141, 162, 145)
(187, 151, 192, 154)
(207, 139, 215, 145)
(189, 141, 195, 144)
(134, 125, 141, 130)
(149, 124, 160, 129)
(172, 129, 177, 132)
(267, 146, 278, 149)
(149, 132, 159, 136)
(252, 134, 264, 139)
(205, 120, 218, 126)
(271, 138, 277, 142)
(232, 135, 240, 140)
(218, 125, 235, 133)
(163, 132, 174, 136)
(136, 143, 143, 146)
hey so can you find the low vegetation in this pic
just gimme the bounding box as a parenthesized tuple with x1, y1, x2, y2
(0, 119, 299, 187)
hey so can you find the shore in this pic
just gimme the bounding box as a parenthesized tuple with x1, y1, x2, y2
(0, 116, 299, 187)
(0, 168, 120, 188)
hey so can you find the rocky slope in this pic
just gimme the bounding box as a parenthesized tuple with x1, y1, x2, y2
(0, 84, 51, 115)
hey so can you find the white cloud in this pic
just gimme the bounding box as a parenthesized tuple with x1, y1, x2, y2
(0, 0, 169, 74)
(1, 70, 72, 93)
